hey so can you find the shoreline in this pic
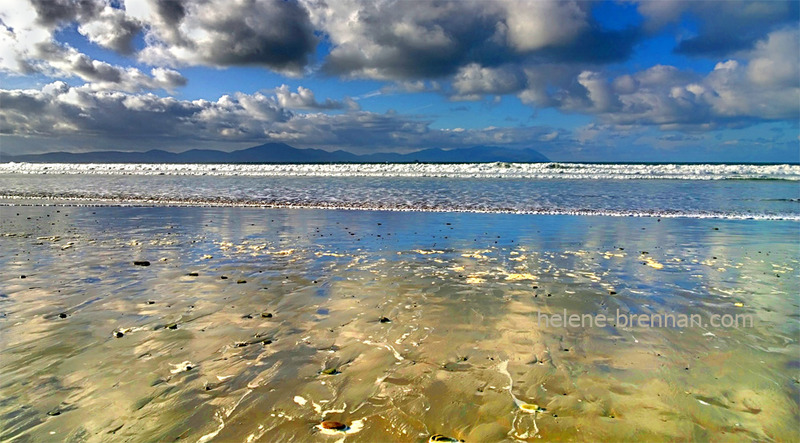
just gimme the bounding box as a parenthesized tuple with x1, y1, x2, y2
(2, 196, 798, 221)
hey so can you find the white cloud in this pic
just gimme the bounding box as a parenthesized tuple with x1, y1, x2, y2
(452, 63, 526, 100)
(501, 0, 587, 51)
(514, 28, 799, 129)
(0, 82, 564, 153)
(0, 0, 184, 92)
(273, 84, 355, 110)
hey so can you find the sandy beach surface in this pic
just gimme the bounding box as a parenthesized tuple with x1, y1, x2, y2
(1, 203, 798, 442)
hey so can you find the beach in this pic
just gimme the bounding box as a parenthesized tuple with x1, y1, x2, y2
(2, 203, 798, 441)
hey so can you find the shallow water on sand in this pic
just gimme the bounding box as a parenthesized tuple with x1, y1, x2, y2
(1, 205, 798, 442)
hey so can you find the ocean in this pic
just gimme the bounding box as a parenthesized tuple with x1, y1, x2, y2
(1, 162, 799, 219)
(1, 162, 798, 441)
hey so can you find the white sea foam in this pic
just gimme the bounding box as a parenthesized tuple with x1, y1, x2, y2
(2, 162, 799, 180)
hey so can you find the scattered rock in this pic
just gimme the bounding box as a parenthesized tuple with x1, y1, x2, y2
(237, 280, 246, 284)
(379, 316, 391, 323)
(261, 312, 273, 318)
(59, 313, 68, 319)
(114, 331, 124, 338)
(133, 261, 150, 266)
(187, 272, 199, 277)
(165, 323, 178, 330)
(320, 368, 340, 375)
(220, 276, 228, 280)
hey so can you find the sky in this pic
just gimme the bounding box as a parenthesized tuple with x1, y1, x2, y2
(0, 0, 798, 162)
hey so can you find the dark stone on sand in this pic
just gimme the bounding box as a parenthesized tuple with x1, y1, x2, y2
(133, 261, 150, 266)
(115, 331, 124, 338)
(237, 280, 246, 284)
(220, 276, 228, 279)
(379, 316, 391, 323)
(242, 314, 253, 319)
(609, 291, 617, 295)
(429, 434, 463, 442)
(187, 272, 199, 276)
(166, 323, 178, 330)
(59, 313, 68, 319)
(261, 312, 273, 318)
(320, 368, 340, 375)
(320, 421, 347, 431)
(47, 410, 61, 416)
(147, 301, 155, 305)
(20, 275, 26, 279)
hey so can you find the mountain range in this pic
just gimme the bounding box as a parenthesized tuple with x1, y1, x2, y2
(1, 143, 549, 163)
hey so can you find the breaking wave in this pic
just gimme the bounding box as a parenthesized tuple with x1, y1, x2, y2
(2, 162, 799, 180)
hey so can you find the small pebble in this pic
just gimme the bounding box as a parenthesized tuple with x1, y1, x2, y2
(379, 316, 391, 323)
(429, 434, 462, 442)
(320, 421, 348, 431)
(133, 261, 150, 266)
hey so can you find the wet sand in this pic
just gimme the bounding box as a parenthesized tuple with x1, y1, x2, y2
(1, 204, 798, 442)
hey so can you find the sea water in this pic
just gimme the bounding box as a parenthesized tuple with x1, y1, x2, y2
(0, 162, 798, 219)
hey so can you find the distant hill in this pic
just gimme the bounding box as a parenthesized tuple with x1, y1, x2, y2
(0, 142, 549, 163)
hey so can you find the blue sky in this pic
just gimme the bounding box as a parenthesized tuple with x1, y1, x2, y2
(0, 0, 798, 162)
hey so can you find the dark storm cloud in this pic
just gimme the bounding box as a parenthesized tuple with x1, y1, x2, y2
(154, 0, 186, 26)
(139, 0, 317, 74)
(533, 27, 641, 64)
(321, 7, 511, 79)
(312, 0, 642, 82)
(29, 0, 100, 26)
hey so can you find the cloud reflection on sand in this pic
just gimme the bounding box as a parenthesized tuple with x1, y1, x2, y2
(1, 205, 798, 441)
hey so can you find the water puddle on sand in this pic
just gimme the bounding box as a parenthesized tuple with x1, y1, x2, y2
(1, 205, 798, 441)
